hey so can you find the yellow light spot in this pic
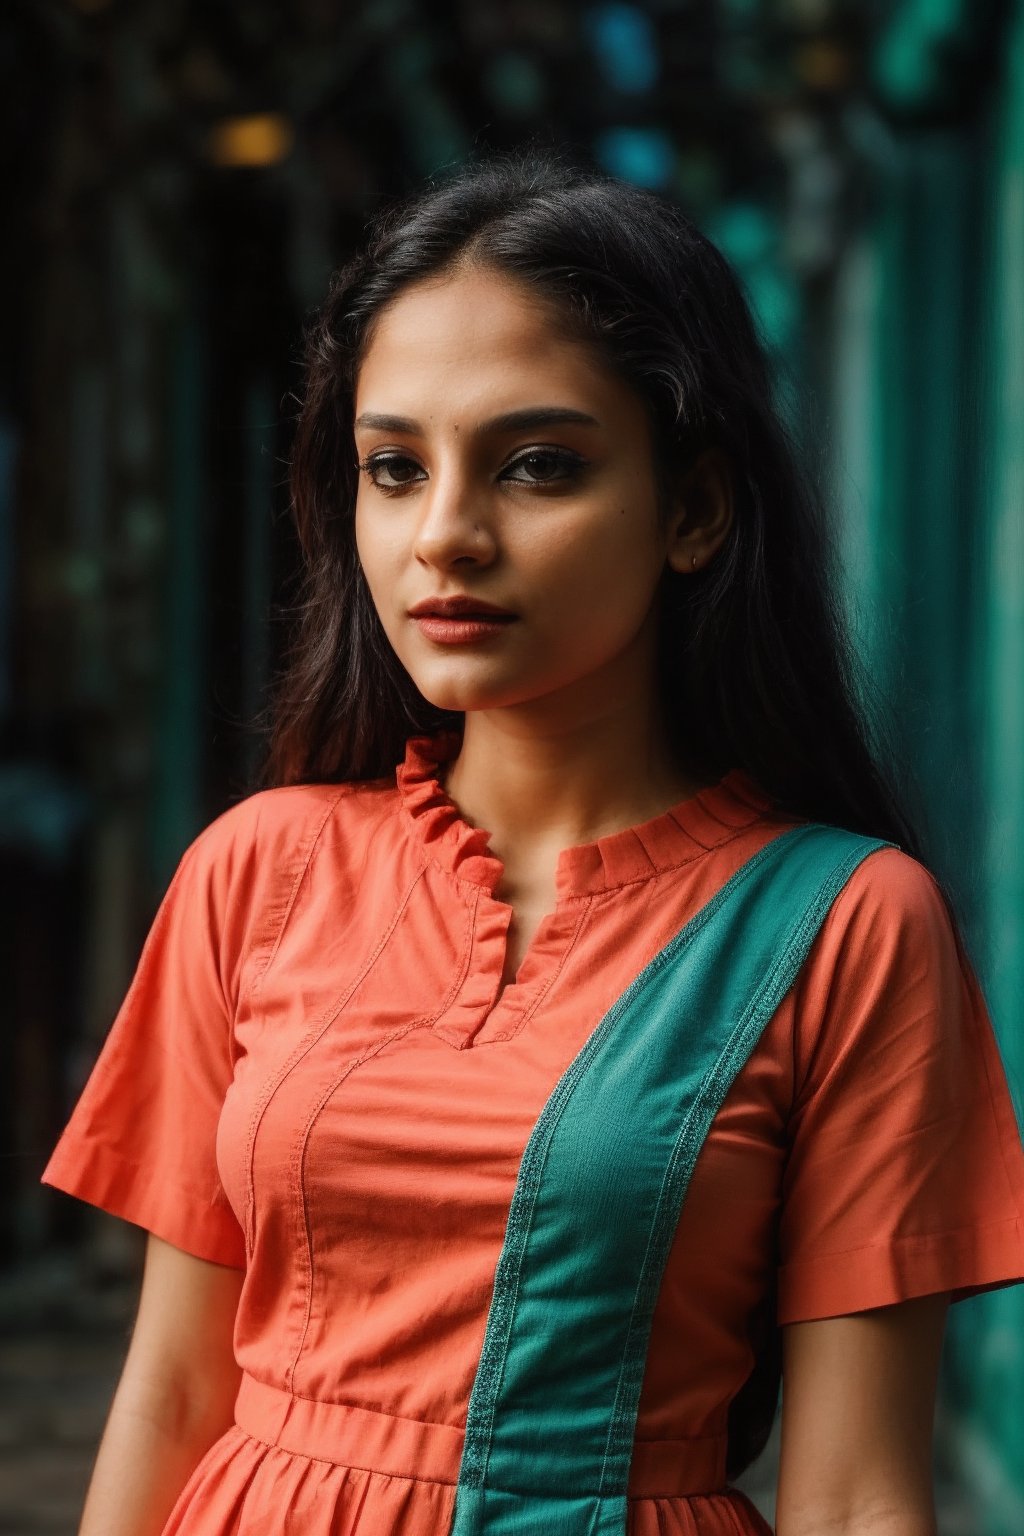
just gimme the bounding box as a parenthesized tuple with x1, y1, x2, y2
(207, 114, 294, 168)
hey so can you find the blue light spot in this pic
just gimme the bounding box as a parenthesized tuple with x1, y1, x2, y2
(593, 127, 675, 189)
(586, 3, 659, 94)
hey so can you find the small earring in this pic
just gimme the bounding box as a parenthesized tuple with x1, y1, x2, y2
(691, 554, 697, 570)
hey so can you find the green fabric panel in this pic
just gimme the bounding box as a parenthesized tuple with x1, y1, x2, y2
(450, 823, 893, 1536)
(451, 1487, 625, 1536)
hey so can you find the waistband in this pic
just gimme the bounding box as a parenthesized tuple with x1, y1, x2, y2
(234, 1372, 727, 1496)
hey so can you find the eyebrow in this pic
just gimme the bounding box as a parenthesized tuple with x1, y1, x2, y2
(352, 406, 601, 435)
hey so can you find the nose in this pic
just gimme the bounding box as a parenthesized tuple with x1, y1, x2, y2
(412, 470, 497, 571)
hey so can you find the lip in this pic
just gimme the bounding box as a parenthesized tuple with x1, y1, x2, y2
(407, 595, 517, 618)
(411, 614, 518, 646)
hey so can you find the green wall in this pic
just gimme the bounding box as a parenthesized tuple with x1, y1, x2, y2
(826, 3, 1024, 1527)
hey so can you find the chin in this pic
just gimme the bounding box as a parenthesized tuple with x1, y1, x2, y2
(405, 665, 536, 715)
(398, 645, 600, 715)
(414, 682, 509, 713)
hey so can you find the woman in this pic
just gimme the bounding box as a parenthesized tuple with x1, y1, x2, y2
(42, 150, 1024, 1536)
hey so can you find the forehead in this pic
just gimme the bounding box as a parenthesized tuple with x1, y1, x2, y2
(354, 265, 628, 421)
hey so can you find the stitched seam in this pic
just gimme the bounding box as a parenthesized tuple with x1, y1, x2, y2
(246, 786, 356, 1007)
(457, 826, 816, 1492)
(477, 896, 596, 1045)
(603, 839, 882, 1482)
(596, 836, 888, 1496)
(233, 1428, 462, 1485)
(455, 1482, 737, 1502)
(561, 818, 791, 895)
(425, 818, 787, 900)
(285, 1021, 435, 1392)
(465, 1486, 758, 1505)
(239, 1373, 467, 1430)
(785, 844, 892, 1115)
(516, 896, 594, 1029)
(242, 862, 426, 1253)
(433, 888, 509, 1045)
(288, 889, 480, 1388)
(477, 1485, 628, 1502)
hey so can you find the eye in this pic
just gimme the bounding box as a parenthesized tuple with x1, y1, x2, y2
(502, 447, 585, 485)
(358, 452, 426, 491)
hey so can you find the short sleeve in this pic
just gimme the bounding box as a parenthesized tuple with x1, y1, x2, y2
(777, 847, 1024, 1324)
(40, 814, 251, 1269)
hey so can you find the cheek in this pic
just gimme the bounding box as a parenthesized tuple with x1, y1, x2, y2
(353, 501, 371, 574)
(355, 504, 399, 597)
(523, 505, 663, 618)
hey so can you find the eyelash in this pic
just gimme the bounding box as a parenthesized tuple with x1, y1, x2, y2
(356, 446, 586, 494)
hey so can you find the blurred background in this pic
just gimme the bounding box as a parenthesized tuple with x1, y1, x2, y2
(2, 0, 1022, 1531)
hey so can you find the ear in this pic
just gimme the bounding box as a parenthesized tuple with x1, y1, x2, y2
(664, 447, 734, 574)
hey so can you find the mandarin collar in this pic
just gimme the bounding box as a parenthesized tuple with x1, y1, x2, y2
(395, 730, 775, 899)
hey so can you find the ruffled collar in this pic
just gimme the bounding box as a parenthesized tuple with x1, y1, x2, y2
(395, 730, 776, 899)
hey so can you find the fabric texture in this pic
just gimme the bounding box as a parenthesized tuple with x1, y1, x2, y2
(448, 822, 892, 1536)
(40, 731, 1024, 1536)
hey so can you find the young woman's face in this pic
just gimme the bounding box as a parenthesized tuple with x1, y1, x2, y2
(353, 264, 693, 722)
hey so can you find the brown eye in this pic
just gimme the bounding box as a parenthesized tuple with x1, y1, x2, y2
(360, 453, 426, 489)
(503, 448, 585, 484)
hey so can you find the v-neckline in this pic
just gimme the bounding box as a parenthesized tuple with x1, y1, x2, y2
(394, 731, 777, 1048)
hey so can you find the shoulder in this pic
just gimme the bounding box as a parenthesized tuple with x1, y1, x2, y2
(825, 841, 952, 927)
(160, 778, 404, 1003)
(170, 777, 403, 920)
(186, 777, 399, 869)
(816, 842, 964, 973)
(789, 841, 975, 1084)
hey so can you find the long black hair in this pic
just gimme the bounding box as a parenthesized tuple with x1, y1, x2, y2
(263, 147, 930, 868)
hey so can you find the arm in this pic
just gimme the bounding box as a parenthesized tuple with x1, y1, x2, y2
(78, 1234, 245, 1536)
(775, 1292, 949, 1536)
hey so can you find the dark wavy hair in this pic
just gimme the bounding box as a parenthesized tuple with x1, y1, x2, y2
(261, 148, 930, 862)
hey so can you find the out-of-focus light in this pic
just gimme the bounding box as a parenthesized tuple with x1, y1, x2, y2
(207, 114, 295, 168)
(779, 0, 833, 21)
(793, 41, 853, 91)
(709, 201, 775, 266)
(704, 201, 799, 354)
(485, 52, 545, 115)
(594, 128, 675, 189)
(586, 4, 659, 94)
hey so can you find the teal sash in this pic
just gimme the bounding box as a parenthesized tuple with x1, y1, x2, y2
(449, 822, 895, 1535)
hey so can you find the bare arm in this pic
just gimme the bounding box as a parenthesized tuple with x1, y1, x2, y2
(78, 1234, 245, 1536)
(775, 1292, 949, 1536)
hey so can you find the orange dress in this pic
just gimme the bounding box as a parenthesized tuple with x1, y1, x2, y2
(41, 731, 1024, 1536)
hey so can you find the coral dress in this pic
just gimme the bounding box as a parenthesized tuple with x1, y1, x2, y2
(41, 732, 1024, 1535)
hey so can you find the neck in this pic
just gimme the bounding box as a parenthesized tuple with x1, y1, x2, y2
(442, 693, 709, 874)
